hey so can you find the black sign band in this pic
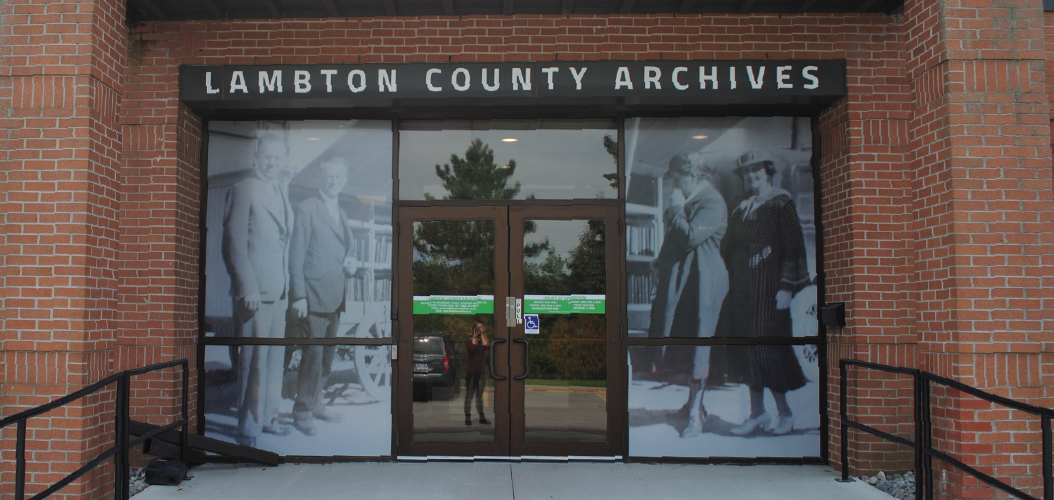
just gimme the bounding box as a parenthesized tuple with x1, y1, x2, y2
(180, 60, 846, 110)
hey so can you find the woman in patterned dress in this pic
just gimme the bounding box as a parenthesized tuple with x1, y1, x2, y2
(707, 151, 811, 436)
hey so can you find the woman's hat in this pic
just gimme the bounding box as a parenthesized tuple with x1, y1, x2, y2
(734, 150, 780, 175)
(665, 152, 713, 179)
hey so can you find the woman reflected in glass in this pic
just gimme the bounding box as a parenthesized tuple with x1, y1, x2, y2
(464, 320, 491, 426)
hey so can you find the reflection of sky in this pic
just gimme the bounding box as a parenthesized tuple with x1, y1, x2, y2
(399, 128, 617, 200)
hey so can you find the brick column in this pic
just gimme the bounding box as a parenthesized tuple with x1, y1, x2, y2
(903, 0, 1053, 498)
(115, 49, 202, 428)
(820, 14, 919, 477)
(0, 0, 126, 498)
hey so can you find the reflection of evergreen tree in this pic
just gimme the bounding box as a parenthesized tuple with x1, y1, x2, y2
(413, 139, 543, 341)
(425, 138, 520, 201)
(519, 131, 616, 380)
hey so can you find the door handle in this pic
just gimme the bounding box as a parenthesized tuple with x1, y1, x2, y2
(513, 338, 530, 381)
(505, 297, 516, 327)
(505, 297, 523, 326)
(489, 338, 507, 380)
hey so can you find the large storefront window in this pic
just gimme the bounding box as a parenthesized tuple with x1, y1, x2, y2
(202, 120, 393, 456)
(624, 117, 821, 459)
(197, 115, 824, 460)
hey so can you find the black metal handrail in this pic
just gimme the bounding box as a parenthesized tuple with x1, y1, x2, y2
(839, 358, 1054, 500)
(0, 359, 189, 500)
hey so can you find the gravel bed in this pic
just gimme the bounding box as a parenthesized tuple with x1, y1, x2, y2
(859, 470, 916, 500)
(129, 467, 148, 497)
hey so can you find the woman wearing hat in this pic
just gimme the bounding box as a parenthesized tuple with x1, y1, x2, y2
(648, 152, 729, 437)
(707, 151, 810, 436)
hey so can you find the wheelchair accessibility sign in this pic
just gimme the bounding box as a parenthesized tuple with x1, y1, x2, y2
(524, 314, 540, 334)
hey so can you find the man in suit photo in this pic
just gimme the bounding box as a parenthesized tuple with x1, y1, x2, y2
(222, 133, 296, 447)
(288, 157, 359, 436)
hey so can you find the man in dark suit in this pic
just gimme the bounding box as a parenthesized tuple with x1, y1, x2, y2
(223, 133, 296, 446)
(288, 157, 359, 436)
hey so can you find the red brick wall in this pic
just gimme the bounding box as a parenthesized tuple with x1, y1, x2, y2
(904, 0, 1053, 498)
(0, 0, 128, 497)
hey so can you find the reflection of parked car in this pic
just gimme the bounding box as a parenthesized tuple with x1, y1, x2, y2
(413, 333, 460, 398)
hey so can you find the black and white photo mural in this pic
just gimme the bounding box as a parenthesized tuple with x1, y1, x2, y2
(202, 120, 393, 456)
(625, 117, 821, 459)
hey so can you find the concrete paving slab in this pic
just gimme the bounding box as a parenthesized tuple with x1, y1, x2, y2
(135, 462, 893, 500)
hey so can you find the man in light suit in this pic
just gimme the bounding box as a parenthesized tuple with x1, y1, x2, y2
(288, 157, 359, 436)
(223, 133, 296, 447)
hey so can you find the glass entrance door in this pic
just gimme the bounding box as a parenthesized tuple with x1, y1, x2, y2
(396, 205, 622, 458)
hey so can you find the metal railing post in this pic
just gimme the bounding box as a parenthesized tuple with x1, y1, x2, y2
(15, 420, 27, 500)
(922, 377, 933, 500)
(913, 369, 923, 500)
(840, 360, 850, 482)
(1043, 415, 1052, 500)
(113, 374, 126, 500)
(119, 371, 131, 500)
(181, 361, 190, 470)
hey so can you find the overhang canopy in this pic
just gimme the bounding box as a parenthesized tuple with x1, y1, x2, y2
(127, 0, 903, 24)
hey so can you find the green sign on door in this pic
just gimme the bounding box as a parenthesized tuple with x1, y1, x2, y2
(523, 295, 605, 314)
(412, 295, 495, 315)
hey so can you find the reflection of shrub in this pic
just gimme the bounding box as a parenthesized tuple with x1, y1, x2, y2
(544, 315, 607, 381)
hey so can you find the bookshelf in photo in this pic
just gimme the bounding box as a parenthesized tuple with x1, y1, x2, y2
(626, 172, 663, 338)
(341, 199, 393, 339)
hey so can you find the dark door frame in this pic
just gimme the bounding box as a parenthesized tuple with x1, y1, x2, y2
(395, 204, 624, 458)
(507, 204, 624, 458)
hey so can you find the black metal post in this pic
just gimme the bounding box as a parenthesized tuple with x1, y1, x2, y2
(1043, 415, 1052, 500)
(181, 362, 189, 470)
(922, 378, 933, 500)
(16, 420, 27, 500)
(119, 372, 131, 500)
(913, 370, 923, 500)
(840, 361, 850, 482)
(113, 374, 126, 500)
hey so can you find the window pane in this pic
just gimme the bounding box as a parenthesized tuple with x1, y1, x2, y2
(624, 117, 817, 340)
(399, 119, 618, 201)
(627, 344, 820, 459)
(203, 344, 392, 456)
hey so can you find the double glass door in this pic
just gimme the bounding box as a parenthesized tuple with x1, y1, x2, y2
(396, 205, 623, 457)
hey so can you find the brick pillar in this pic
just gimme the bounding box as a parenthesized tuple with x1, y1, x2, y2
(115, 51, 202, 429)
(903, 0, 1053, 498)
(821, 13, 919, 477)
(0, 0, 127, 498)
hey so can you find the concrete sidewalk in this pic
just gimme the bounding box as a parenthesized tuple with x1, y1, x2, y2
(136, 462, 890, 500)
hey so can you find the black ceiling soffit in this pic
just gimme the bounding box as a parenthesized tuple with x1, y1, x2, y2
(127, 0, 904, 24)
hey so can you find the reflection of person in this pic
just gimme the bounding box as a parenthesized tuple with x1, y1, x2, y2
(647, 153, 729, 437)
(464, 321, 491, 426)
(222, 133, 296, 446)
(708, 151, 811, 436)
(288, 158, 358, 436)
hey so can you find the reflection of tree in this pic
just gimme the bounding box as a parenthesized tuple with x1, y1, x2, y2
(525, 220, 607, 381)
(414, 139, 541, 343)
(547, 315, 606, 380)
(602, 134, 619, 190)
(425, 138, 520, 201)
(412, 220, 495, 339)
